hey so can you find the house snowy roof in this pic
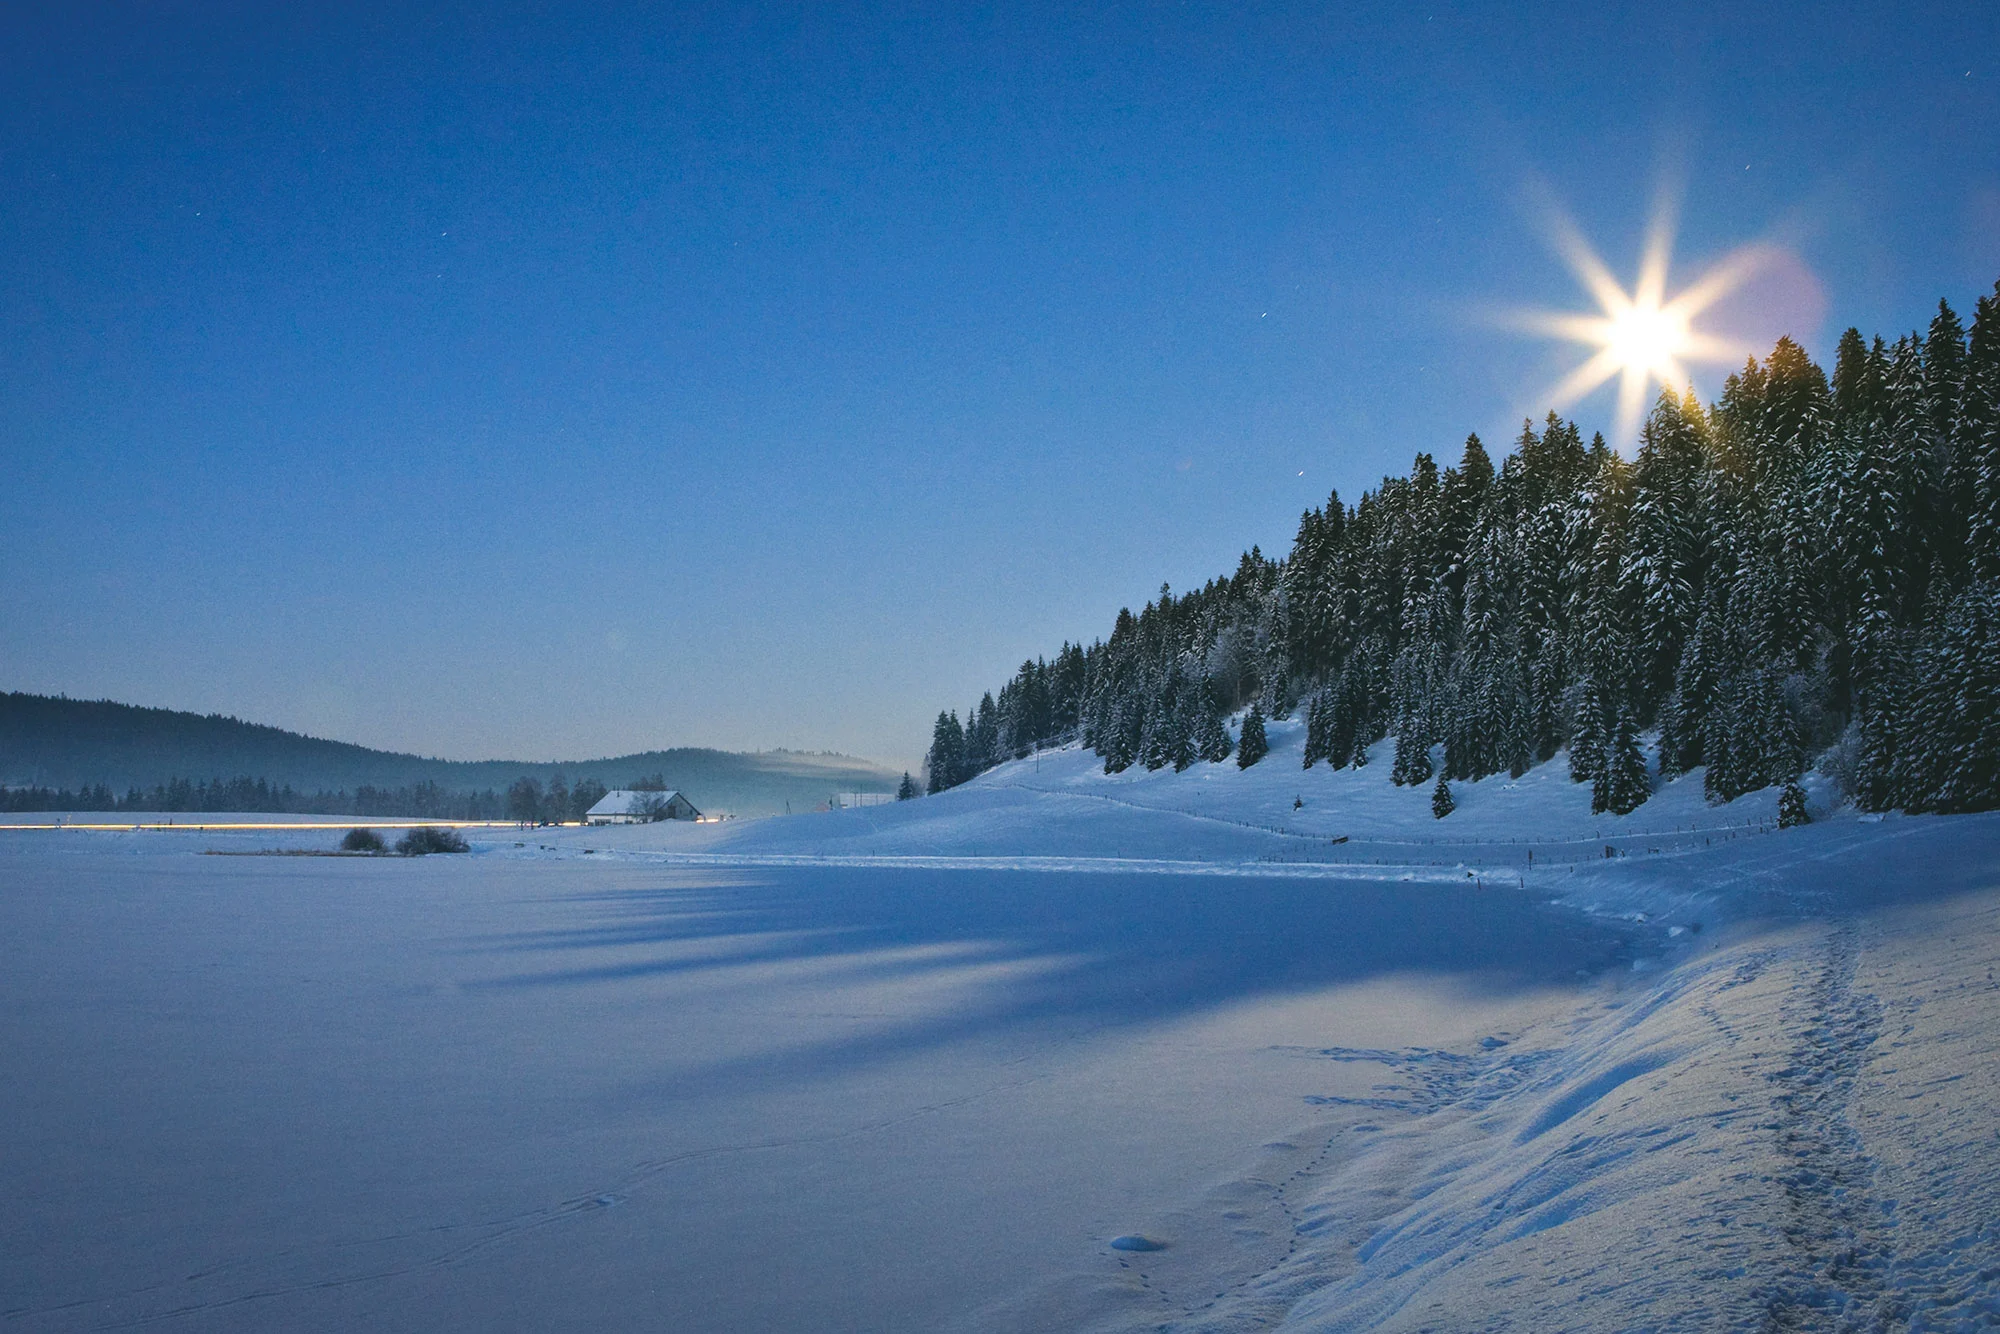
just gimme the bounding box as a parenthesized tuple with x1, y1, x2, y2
(585, 789, 687, 817)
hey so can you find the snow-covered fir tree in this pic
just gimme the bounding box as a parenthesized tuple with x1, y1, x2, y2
(1237, 704, 1268, 768)
(1431, 772, 1455, 819)
(1593, 706, 1649, 816)
(1778, 779, 1809, 827)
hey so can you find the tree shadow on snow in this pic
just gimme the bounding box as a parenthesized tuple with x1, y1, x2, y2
(467, 866, 1647, 1095)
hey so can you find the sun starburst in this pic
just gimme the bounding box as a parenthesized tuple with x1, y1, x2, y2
(1510, 201, 1762, 447)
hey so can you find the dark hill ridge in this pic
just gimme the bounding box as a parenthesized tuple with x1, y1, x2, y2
(0, 692, 898, 817)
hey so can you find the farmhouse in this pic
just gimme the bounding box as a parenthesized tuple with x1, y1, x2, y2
(585, 789, 702, 824)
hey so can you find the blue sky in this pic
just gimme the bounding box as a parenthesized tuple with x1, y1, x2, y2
(3, 2, 1995, 767)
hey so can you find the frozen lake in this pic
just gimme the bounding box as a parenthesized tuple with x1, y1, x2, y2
(1, 845, 1637, 1331)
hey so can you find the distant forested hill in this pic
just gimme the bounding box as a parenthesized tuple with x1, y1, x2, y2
(0, 693, 898, 817)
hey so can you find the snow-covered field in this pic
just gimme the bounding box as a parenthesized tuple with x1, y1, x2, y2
(5, 718, 1998, 1330)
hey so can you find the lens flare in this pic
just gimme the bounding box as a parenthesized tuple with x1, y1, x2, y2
(1605, 303, 1689, 380)
(1506, 196, 1762, 448)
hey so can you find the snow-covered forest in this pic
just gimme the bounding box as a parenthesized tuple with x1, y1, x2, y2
(929, 283, 2000, 818)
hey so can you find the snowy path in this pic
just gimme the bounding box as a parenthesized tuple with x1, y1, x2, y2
(994, 879, 2000, 1333)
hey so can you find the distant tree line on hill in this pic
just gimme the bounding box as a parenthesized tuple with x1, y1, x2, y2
(1, 693, 895, 818)
(927, 279, 2000, 816)
(1, 772, 650, 821)
(503, 776, 612, 824)
(0, 777, 507, 817)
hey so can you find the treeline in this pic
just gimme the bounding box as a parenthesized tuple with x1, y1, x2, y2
(0, 777, 507, 818)
(0, 772, 664, 822)
(924, 645, 1089, 791)
(927, 279, 2000, 816)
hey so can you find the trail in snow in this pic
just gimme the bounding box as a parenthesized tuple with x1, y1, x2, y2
(975, 825, 2000, 1334)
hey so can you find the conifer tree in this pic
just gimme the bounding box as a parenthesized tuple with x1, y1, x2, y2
(1431, 772, 1455, 819)
(1832, 327, 1879, 426)
(925, 712, 966, 794)
(964, 693, 1001, 778)
(1569, 677, 1607, 784)
(1441, 667, 1475, 782)
(1100, 689, 1142, 774)
(1660, 587, 1728, 776)
(1851, 660, 1907, 812)
(1837, 405, 1909, 686)
(896, 772, 918, 801)
(1885, 334, 1938, 609)
(1594, 705, 1649, 815)
(1899, 582, 2000, 812)
(1702, 678, 1746, 803)
(1165, 684, 1197, 772)
(1195, 682, 1234, 764)
(1926, 301, 1972, 583)
(1137, 709, 1166, 771)
(1626, 391, 1713, 712)
(1302, 689, 1330, 768)
(1237, 704, 1269, 768)
(1778, 779, 1809, 827)
(507, 777, 544, 824)
(1964, 283, 2000, 580)
(1757, 668, 1805, 791)
(1392, 727, 1433, 786)
(1331, 660, 1368, 767)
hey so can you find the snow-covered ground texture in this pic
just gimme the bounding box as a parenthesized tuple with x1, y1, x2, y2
(4, 725, 1999, 1331)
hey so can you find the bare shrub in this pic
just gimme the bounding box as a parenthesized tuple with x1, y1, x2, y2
(396, 826, 469, 855)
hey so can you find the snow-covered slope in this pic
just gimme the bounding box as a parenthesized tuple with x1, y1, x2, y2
(593, 715, 1817, 861)
(5, 726, 1996, 1332)
(550, 714, 1861, 929)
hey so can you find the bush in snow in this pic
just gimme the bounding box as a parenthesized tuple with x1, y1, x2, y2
(397, 826, 469, 855)
(340, 828, 386, 853)
(1816, 723, 1864, 807)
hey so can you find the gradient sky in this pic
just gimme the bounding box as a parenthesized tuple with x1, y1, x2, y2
(3, 2, 1995, 768)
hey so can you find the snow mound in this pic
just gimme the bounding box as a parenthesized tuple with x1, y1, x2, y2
(1108, 1235, 1165, 1252)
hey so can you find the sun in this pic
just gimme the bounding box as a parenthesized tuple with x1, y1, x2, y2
(1604, 302, 1689, 381)
(1509, 200, 1762, 447)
